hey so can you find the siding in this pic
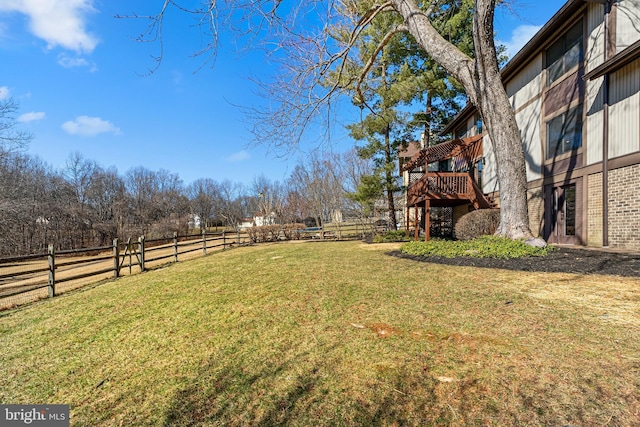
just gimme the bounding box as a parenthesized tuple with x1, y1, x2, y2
(608, 58, 640, 158)
(616, 0, 640, 50)
(506, 54, 543, 110)
(586, 2, 605, 71)
(481, 136, 499, 194)
(585, 75, 604, 165)
(515, 98, 543, 181)
(584, 2, 606, 166)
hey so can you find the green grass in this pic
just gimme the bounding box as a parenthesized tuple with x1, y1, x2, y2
(1, 241, 639, 426)
(401, 235, 554, 258)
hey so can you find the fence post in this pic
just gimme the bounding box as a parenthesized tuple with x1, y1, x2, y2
(113, 238, 120, 278)
(47, 244, 55, 298)
(138, 235, 146, 272)
(223, 231, 226, 250)
(173, 232, 178, 263)
(202, 229, 207, 255)
(237, 229, 240, 244)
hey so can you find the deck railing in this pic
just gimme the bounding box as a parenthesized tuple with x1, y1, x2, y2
(407, 172, 472, 204)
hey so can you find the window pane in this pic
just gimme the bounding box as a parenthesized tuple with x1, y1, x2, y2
(548, 60, 564, 84)
(547, 116, 565, 158)
(546, 105, 583, 159)
(547, 40, 565, 67)
(566, 20, 583, 47)
(564, 185, 576, 236)
(546, 20, 583, 84)
(564, 41, 582, 70)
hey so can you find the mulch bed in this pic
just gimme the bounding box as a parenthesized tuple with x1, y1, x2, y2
(388, 247, 640, 277)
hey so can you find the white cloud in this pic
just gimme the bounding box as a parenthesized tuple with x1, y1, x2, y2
(57, 53, 97, 71)
(0, 86, 9, 99)
(227, 150, 250, 162)
(499, 24, 542, 59)
(61, 115, 121, 136)
(0, 0, 98, 53)
(18, 111, 45, 122)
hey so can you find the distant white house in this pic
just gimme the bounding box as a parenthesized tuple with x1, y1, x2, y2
(238, 212, 277, 230)
(253, 212, 276, 227)
(187, 214, 201, 230)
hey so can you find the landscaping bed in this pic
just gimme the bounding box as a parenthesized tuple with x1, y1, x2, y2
(390, 245, 640, 277)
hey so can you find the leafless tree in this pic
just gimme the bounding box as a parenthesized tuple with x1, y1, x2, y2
(215, 179, 248, 231)
(134, 0, 536, 241)
(187, 178, 220, 230)
(251, 175, 287, 225)
(124, 166, 189, 237)
(0, 97, 31, 160)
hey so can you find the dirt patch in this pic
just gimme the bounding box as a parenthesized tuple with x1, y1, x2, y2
(388, 246, 640, 277)
(359, 242, 403, 251)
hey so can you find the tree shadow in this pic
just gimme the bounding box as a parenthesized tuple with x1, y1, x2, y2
(160, 339, 457, 426)
(162, 346, 326, 426)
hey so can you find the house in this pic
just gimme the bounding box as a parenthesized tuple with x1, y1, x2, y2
(403, 0, 640, 250)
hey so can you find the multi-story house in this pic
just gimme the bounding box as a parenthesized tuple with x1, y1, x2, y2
(401, 0, 640, 250)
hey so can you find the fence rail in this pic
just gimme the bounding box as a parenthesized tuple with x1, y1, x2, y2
(0, 222, 380, 310)
(0, 230, 249, 309)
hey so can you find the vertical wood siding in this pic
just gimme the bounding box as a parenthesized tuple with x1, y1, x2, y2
(516, 98, 543, 181)
(616, 0, 640, 50)
(608, 58, 640, 158)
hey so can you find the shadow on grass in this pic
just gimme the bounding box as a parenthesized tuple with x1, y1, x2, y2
(161, 344, 456, 426)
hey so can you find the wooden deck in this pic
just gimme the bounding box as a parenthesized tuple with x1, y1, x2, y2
(407, 172, 493, 209)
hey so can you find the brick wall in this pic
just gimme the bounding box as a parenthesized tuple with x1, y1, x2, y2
(587, 173, 603, 247)
(608, 165, 640, 250)
(527, 188, 544, 238)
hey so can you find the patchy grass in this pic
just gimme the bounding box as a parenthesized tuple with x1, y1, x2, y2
(373, 230, 412, 243)
(401, 235, 555, 258)
(1, 240, 639, 426)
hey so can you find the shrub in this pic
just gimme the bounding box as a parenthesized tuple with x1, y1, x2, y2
(454, 209, 500, 241)
(247, 224, 306, 243)
(282, 223, 306, 240)
(400, 235, 553, 259)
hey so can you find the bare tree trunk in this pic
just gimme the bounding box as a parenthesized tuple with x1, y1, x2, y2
(471, 0, 532, 239)
(384, 124, 398, 231)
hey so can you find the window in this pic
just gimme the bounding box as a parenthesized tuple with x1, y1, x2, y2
(547, 20, 583, 85)
(564, 185, 576, 236)
(546, 104, 583, 159)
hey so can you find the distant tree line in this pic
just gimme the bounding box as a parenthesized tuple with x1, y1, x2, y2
(0, 147, 378, 256)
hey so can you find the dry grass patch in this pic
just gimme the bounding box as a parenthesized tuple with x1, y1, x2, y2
(1, 241, 639, 426)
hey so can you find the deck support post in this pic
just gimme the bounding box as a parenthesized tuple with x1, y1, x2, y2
(414, 207, 420, 240)
(425, 200, 431, 242)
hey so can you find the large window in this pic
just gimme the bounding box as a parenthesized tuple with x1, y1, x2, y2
(547, 20, 583, 85)
(546, 104, 583, 159)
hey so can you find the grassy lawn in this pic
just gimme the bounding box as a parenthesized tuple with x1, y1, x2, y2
(1, 241, 639, 426)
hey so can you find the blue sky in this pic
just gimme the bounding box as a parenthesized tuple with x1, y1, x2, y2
(1, 0, 562, 186)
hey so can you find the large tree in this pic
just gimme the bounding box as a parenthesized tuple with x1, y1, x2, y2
(138, 0, 537, 241)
